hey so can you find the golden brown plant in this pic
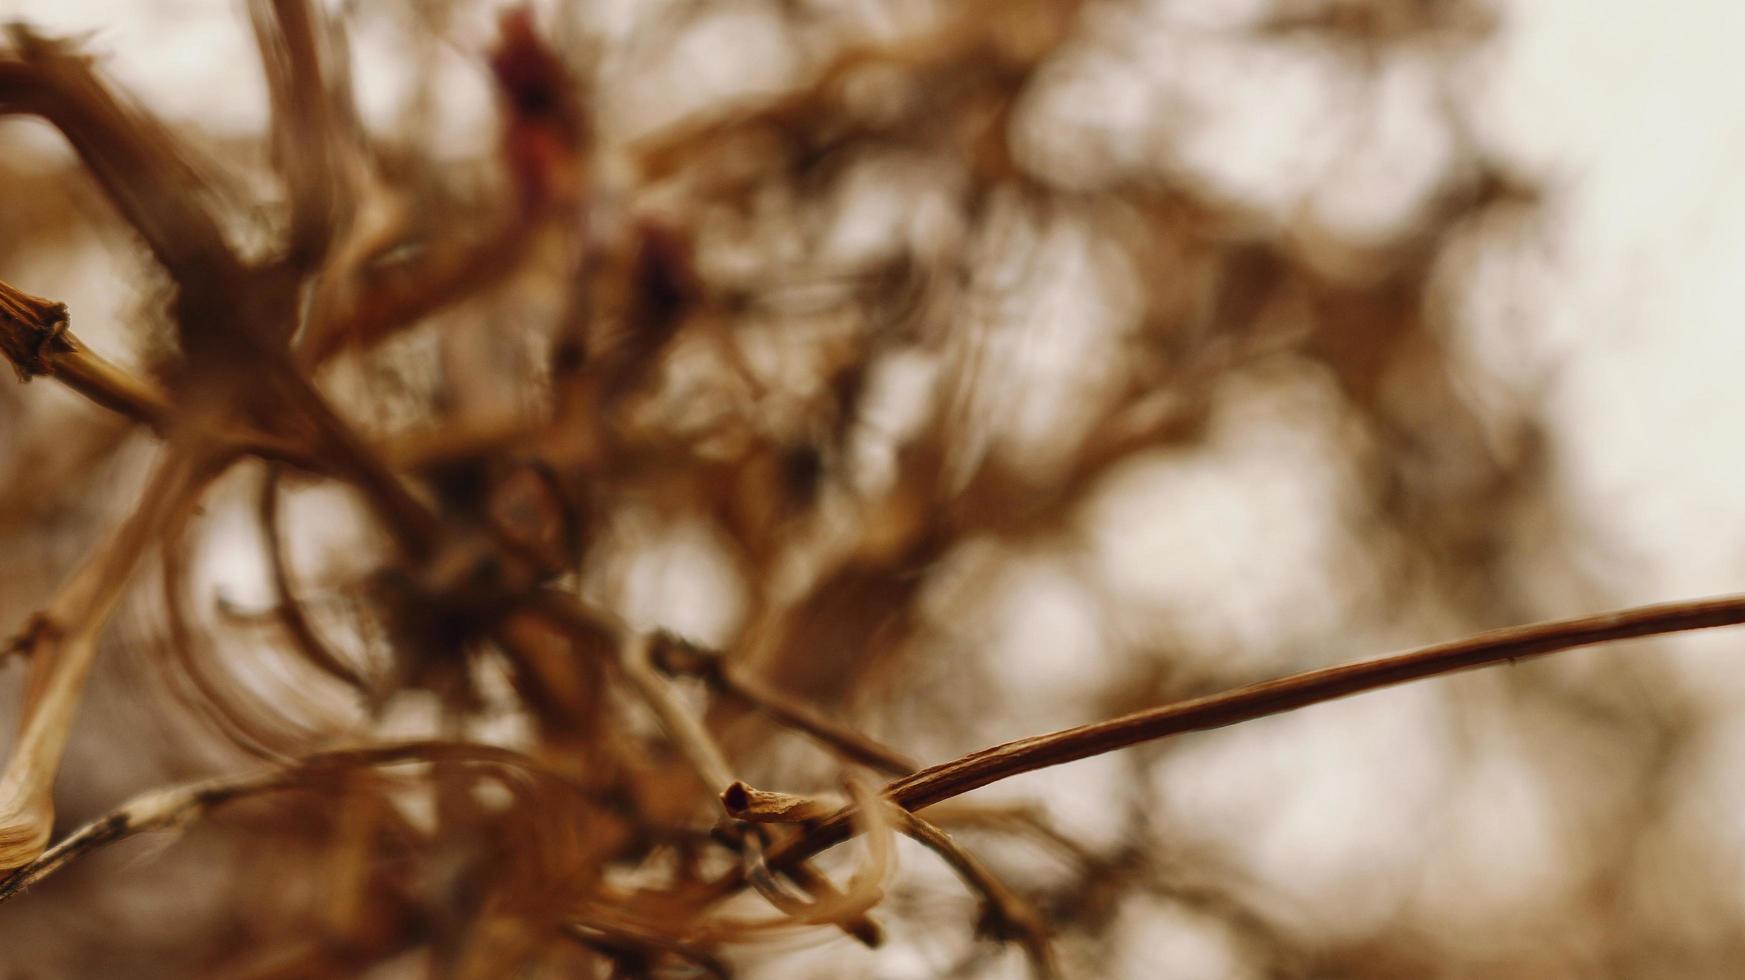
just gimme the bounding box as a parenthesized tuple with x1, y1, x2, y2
(0, 2, 1718, 977)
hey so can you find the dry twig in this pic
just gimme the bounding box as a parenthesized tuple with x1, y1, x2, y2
(715, 594, 1745, 893)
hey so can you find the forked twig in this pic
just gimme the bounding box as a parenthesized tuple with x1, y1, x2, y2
(697, 780, 894, 941)
(616, 631, 884, 945)
(719, 780, 1053, 975)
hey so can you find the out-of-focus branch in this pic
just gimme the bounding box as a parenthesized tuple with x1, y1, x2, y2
(651, 633, 918, 777)
(562, 915, 730, 979)
(922, 802, 1098, 866)
(0, 28, 246, 298)
(293, 7, 587, 368)
(0, 444, 212, 870)
(0, 272, 451, 559)
(0, 741, 602, 902)
(260, 361, 445, 558)
(884, 807, 1055, 978)
(294, 218, 539, 368)
(617, 632, 736, 794)
(249, 0, 352, 268)
(258, 466, 369, 692)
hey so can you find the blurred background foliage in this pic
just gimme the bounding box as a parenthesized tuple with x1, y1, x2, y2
(1, 0, 1741, 977)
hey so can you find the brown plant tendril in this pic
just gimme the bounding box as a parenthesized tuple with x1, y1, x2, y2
(696, 594, 1745, 897)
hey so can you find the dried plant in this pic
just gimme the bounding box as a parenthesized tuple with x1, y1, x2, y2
(0, 2, 1729, 977)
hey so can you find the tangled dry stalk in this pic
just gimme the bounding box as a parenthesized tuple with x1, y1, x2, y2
(0, 1, 1728, 976)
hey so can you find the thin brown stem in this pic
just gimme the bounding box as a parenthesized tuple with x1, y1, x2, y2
(695, 780, 895, 941)
(723, 592, 1745, 897)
